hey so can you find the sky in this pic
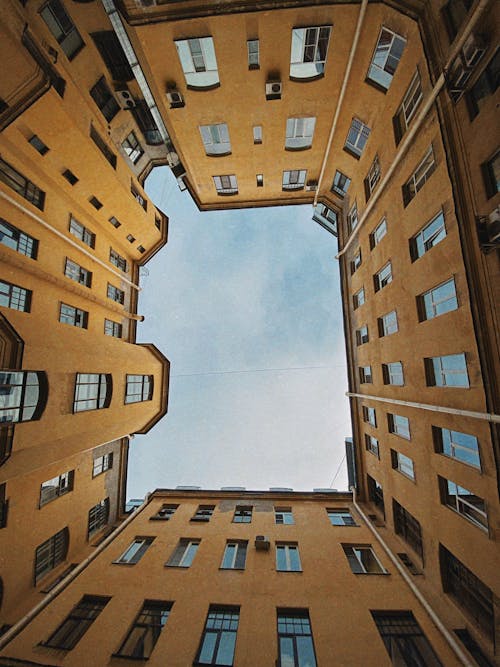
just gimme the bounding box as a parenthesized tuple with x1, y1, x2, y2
(127, 166, 351, 498)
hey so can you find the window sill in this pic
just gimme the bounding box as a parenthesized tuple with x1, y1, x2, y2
(216, 191, 239, 196)
(284, 145, 312, 152)
(364, 77, 389, 94)
(343, 146, 362, 160)
(276, 569, 303, 573)
(219, 567, 245, 571)
(248, 64, 260, 71)
(282, 187, 305, 192)
(111, 654, 148, 661)
(204, 151, 232, 158)
(352, 571, 390, 576)
(289, 73, 324, 83)
(186, 82, 221, 92)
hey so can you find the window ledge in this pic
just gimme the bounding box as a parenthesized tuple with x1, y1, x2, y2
(364, 77, 389, 94)
(276, 570, 303, 573)
(343, 146, 362, 160)
(186, 82, 221, 92)
(205, 151, 232, 158)
(219, 567, 245, 571)
(111, 654, 148, 661)
(248, 64, 260, 71)
(353, 571, 390, 576)
(216, 191, 239, 196)
(289, 73, 324, 83)
(284, 145, 312, 152)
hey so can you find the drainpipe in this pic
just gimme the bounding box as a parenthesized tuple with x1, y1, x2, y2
(0, 189, 141, 292)
(0, 494, 151, 651)
(346, 392, 500, 423)
(350, 487, 474, 667)
(336, 0, 491, 259)
(313, 0, 368, 208)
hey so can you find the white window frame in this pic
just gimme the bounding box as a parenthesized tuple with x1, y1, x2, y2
(115, 537, 154, 564)
(359, 366, 372, 383)
(426, 353, 469, 387)
(343, 545, 386, 574)
(345, 118, 371, 157)
(276, 543, 302, 571)
(353, 287, 365, 309)
(285, 117, 316, 150)
(275, 507, 294, 525)
(221, 541, 247, 569)
(332, 170, 351, 197)
(327, 509, 357, 526)
(379, 310, 398, 336)
(365, 434, 379, 457)
(442, 479, 488, 530)
(351, 249, 362, 274)
(356, 325, 369, 346)
(435, 427, 481, 469)
(365, 155, 381, 197)
(411, 211, 446, 260)
(384, 361, 404, 386)
(282, 169, 307, 191)
(290, 26, 332, 80)
(404, 146, 436, 204)
(388, 414, 410, 440)
(419, 278, 458, 320)
(370, 218, 387, 248)
(367, 27, 406, 90)
(348, 201, 358, 232)
(392, 450, 415, 480)
(247, 39, 259, 68)
(174, 37, 219, 88)
(395, 70, 423, 138)
(362, 405, 376, 426)
(213, 174, 238, 195)
(253, 125, 262, 144)
(374, 262, 392, 291)
(199, 123, 231, 156)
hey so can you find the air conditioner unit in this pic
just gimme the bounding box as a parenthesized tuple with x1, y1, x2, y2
(305, 180, 318, 192)
(115, 88, 135, 110)
(462, 32, 487, 68)
(166, 90, 185, 109)
(265, 81, 282, 100)
(254, 535, 270, 550)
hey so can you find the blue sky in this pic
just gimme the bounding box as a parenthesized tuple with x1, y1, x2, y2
(128, 167, 351, 497)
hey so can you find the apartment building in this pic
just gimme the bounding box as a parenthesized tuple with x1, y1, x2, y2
(0, 0, 170, 629)
(0, 488, 472, 666)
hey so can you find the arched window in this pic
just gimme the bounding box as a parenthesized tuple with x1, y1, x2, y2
(0, 371, 48, 423)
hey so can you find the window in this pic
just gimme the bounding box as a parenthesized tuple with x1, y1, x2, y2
(371, 611, 443, 666)
(73, 373, 112, 412)
(282, 170, 307, 191)
(0, 157, 45, 210)
(276, 543, 302, 572)
(370, 218, 387, 248)
(125, 375, 153, 404)
(373, 261, 392, 292)
(60, 303, 88, 328)
(362, 406, 376, 427)
(233, 505, 252, 523)
(89, 76, 119, 122)
(150, 504, 178, 521)
(391, 450, 415, 480)
(88, 498, 109, 538)
(424, 353, 469, 388)
(109, 248, 127, 272)
(131, 100, 163, 146)
(34, 527, 69, 584)
(92, 453, 113, 477)
(69, 217, 94, 248)
(43, 596, 109, 650)
(442, 0, 473, 40)
(367, 475, 385, 516)
(439, 478, 487, 530)
(115, 537, 154, 564)
(196, 606, 239, 666)
(191, 505, 215, 522)
(122, 131, 144, 164)
(40, 471, 74, 507)
(367, 27, 406, 90)
(417, 278, 458, 321)
(403, 146, 436, 206)
(343, 545, 386, 574)
(0, 218, 38, 258)
(285, 117, 316, 150)
(62, 169, 78, 185)
(353, 287, 365, 309)
(40, 0, 84, 60)
(275, 507, 294, 525)
(350, 249, 362, 274)
(137, 245, 146, 254)
(256, 174, 264, 187)
(28, 134, 49, 155)
(126, 235, 135, 244)
(104, 319, 122, 338)
(90, 126, 116, 169)
(467, 49, 500, 119)
(364, 155, 381, 199)
(359, 366, 372, 384)
(454, 629, 494, 667)
(166, 539, 200, 567)
(289, 25, 331, 80)
(64, 258, 92, 288)
(440, 545, 494, 642)
(331, 170, 351, 197)
(388, 414, 410, 439)
(107, 284, 125, 304)
(344, 118, 371, 158)
(175, 37, 219, 89)
(312, 205, 337, 233)
(115, 601, 172, 659)
(277, 610, 317, 667)
(253, 125, 262, 144)
(410, 211, 446, 260)
(0, 371, 46, 423)
(481, 150, 500, 199)
(327, 508, 356, 526)
(347, 201, 358, 233)
(221, 541, 247, 569)
(199, 124, 231, 156)
(383, 361, 404, 386)
(378, 310, 398, 337)
(365, 434, 379, 458)
(355, 325, 369, 346)
(393, 71, 423, 143)
(393, 500, 423, 559)
(89, 196, 102, 210)
(0, 483, 7, 529)
(432, 426, 481, 469)
(247, 39, 259, 68)
(90, 31, 132, 81)
(213, 175, 238, 195)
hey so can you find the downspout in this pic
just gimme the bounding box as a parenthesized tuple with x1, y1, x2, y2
(351, 487, 474, 667)
(313, 0, 369, 208)
(0, 189, 141, 293)
(336, 0, 491, 259)
(346, 391, 500, 423)
(0, 494, 151, 651)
